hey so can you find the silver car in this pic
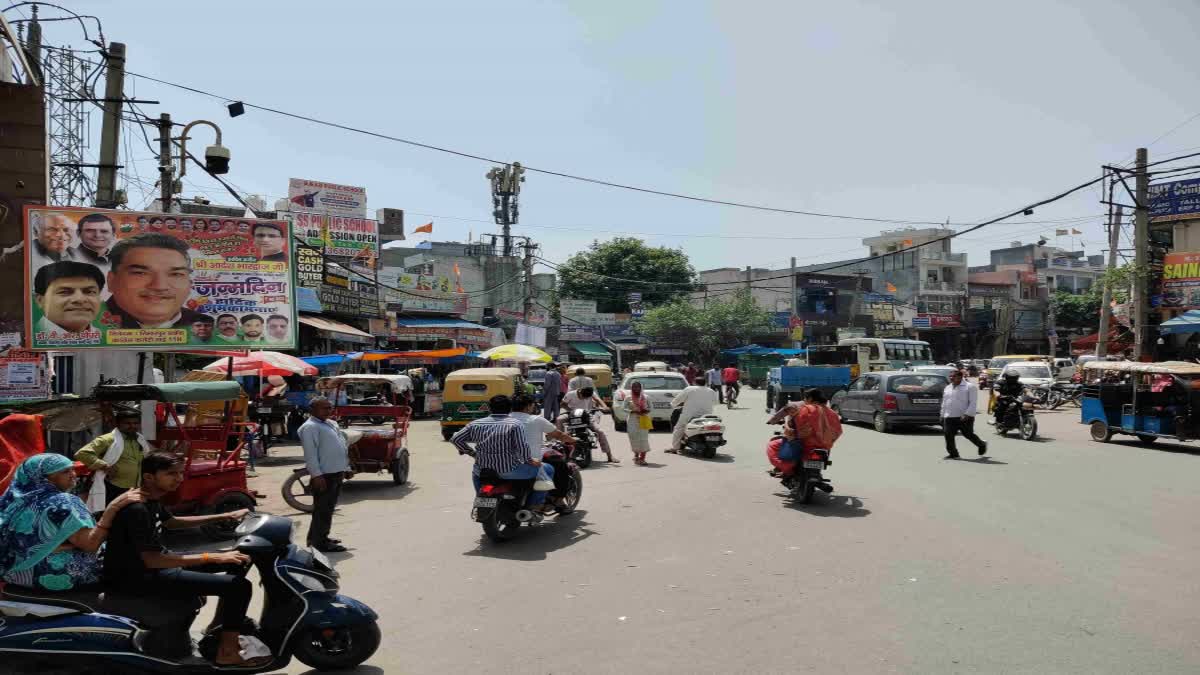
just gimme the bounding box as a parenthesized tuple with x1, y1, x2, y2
(830, 371, 949, 433)
(612, 372, 689, 431)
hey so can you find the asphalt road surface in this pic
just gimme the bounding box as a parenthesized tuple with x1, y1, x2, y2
(36, 389, 1200, 674)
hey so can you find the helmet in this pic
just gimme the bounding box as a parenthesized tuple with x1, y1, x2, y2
(1004, 371, 1019, 380)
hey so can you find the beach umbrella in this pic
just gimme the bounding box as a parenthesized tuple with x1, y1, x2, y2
(201, 351, 318, 377)
(477, 344, 552, 363)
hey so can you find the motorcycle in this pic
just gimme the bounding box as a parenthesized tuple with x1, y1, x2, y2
(679, 413, 727, 458)
(563, 407, 597, 468)
(471, 442, 583, 542)
(0, 513, 380, 673)
(777, 434, 834, 504)
(1024, 384, 1052, 407)
(993, 393, 1038, 440)
(1048, 382, 1083, 410)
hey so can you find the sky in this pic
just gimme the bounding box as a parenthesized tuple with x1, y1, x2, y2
(16, 0, 1200, 277)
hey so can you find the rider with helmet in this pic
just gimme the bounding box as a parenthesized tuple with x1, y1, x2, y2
(992, 370, 1024, 424)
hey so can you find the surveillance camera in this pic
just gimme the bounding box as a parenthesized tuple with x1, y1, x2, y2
(205, 143, 231, 175)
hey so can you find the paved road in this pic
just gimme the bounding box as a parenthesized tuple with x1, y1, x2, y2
(120, 390, 1200, 673)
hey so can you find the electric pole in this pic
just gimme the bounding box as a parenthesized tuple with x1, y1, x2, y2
(1096, 204, 1122, 357)
(94, 42, 126, 209)
(488, 162, 524, 257)
(522, 240, 538, 322)
(157, 113, 174, 212)
(1133, 148, 1149, 360)
(790, 257, 798, 316)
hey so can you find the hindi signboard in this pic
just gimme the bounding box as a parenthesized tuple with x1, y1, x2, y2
(25, 206, 296, 350)
(288, 178, 366, 218)
(0, 349, 49, 402)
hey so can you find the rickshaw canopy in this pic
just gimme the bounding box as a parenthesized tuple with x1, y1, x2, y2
(1080, 360, 1200, 375)
(94, 381, 245, 403)
(317, 374, 414, 393)
(445, 367, 523, 382)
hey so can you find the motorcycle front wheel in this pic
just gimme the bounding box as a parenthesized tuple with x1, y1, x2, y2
(292, 621, 381, 671)
(1019, 414, 1038, 441)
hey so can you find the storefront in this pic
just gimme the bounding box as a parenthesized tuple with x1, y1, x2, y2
(298, 315, 375, 355)
(385, 317, 497, 351)
(565, 341, 612, 363)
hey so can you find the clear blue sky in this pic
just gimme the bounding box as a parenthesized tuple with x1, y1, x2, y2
(29, 1, 1200, 274)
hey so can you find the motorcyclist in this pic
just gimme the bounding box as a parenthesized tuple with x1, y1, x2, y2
(992, 370, 1024, 425)
(667, 376, 718, 453)
(559, 386, 616, 462)
(765, 388, 842, 478)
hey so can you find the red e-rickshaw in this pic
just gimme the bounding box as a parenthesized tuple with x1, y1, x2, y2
(90, 380, 256, 540)
(281, 374, 412, 513)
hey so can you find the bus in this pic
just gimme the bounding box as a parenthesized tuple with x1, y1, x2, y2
(836, 337, 933, 371)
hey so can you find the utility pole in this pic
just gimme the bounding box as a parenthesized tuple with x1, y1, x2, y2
(745, 265, 752, 293)
(488, 162, 524, 257)
(94, 43, 126, 209)
(522, 240, 537, 322)
(1096, 205, 1122, 357)
(157, 113, 174, 213)
(1133, 148, 1149, 360)
(790, 257, 798, 316)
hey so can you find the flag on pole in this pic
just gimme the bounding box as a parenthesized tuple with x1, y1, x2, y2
(1071, 228, 1082, 235)
(453, 262, 464, 293)
(886, 282, 898, 293)
(413, 222, 433, 234)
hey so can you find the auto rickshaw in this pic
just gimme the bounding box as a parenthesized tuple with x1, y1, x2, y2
(317, 373, 413, 427)
(571, 363, 614, 407)
(1081, 360, 1200, 445)
(441, 367, 523, 441)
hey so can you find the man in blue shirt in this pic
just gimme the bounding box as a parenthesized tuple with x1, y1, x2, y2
(452, 395, 552, 507)
(297, 397, 351, 552)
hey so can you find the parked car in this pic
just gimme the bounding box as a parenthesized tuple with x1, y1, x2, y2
(1052, 357, 1076, 381)
(830, 371, 949, 433)
(1000, 361, 1055, 389)
(612, 372, 689, 431)
(913, 365, 960, 379)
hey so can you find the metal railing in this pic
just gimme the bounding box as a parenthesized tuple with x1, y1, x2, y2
(920, 280, 967, 293)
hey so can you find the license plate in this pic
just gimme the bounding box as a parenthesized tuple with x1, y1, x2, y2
(257, 407, 272, 413)
(803, 460, 824, 469)
(912, 398, 939, 405)
(653, 401, 671, 409)
(473, 497, 498, 508)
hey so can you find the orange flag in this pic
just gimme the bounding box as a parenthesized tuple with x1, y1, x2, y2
(886, 282, 898, 293)
(413, 222, 433, 234)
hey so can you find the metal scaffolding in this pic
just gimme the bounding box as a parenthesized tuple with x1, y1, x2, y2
(43, 45, 93, 206)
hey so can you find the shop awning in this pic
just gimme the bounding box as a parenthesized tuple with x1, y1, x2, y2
(301, 354, 347, 367)
(1159, 310, 1200, 335)
(568, 342, 612, 360)
(393, 317, 488, 329)
(298, 315, 374, 343)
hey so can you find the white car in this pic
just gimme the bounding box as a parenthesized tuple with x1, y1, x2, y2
(1000, 361, 1055, 388)
(612, 372, 689, 431)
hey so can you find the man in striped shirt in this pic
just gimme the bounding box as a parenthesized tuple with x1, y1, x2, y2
(452, 395, 552, 506)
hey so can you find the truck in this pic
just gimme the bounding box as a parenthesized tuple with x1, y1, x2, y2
(764, 345, 871, 412)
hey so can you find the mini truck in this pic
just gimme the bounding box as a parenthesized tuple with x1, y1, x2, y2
(765, 345, 870, 412)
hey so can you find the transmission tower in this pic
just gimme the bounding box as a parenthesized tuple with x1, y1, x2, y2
(43, 46, 93, 206)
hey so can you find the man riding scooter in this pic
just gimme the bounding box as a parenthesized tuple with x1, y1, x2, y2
(992, 370, 1024, 425)
(666, 376, 718, 454)
(103, 451, 264, 668)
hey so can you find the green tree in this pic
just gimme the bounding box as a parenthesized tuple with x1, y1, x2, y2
(1050, 290, 1101, 330)
(556, 237, 696, 313)
(635, 289, 774, 361)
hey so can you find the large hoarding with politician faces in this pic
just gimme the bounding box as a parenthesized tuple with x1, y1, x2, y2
(25, 206, 297, 350)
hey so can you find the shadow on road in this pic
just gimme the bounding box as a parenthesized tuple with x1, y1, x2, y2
(462, 509, 598, 561)
(255, 454, 306, 468)
(297, 666, 385, 675)
(784, 494, 871, 518)
(970, 456, 1008, 465)
(1106, 438, 1200, 456)
(336, 480, 421, 507)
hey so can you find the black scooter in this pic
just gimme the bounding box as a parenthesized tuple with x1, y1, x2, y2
(0, 513, 380, 673)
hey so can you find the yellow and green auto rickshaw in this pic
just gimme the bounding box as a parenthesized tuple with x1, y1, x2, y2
(440, 367, 524, 441)
(570, 363, 614, 407)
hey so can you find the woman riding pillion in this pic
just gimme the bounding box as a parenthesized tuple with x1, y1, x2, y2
(765, 388, 843, 479)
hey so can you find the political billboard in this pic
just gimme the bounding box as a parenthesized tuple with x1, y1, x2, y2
(25, 206, 297, 350)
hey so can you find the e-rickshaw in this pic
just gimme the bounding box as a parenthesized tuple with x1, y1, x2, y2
(1080, 360, 1200, 445)
(91, 380, 256, 540)
(572, 363, 614, 407)
(441, 367, 523, 441)
(282, 374, 413, 512)
(318, 373, 413, 427)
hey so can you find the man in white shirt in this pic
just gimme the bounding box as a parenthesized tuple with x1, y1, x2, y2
(567, 367, 595, 392)
(705, 364, 724, 403)
(667, 376, 719, 453)
(559, 387, 616, 462)
(940, 369, 987, 459)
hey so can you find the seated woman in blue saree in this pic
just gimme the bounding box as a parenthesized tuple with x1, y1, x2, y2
(0, 454, 141, 591)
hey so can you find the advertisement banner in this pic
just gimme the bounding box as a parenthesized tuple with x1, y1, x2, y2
(26, 206, 296, 350)
(917, 313, 962, 328)
(378, 268, 467, 315)
(1150, 178, 1200, 223)
(0, 349, 50, 402)
(293, 212, 326, 248)
(1160, 252, 1200, 308)
(325, 215, 379, 261)
(288, 178, 366, 217)
(295, 245, 324, 287)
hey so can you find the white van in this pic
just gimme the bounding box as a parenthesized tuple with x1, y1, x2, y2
(633, 361, 670, 372)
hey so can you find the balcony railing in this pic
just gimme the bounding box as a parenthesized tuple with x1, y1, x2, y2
(920, 250, 967, 263)
(920, 281, 967, 293)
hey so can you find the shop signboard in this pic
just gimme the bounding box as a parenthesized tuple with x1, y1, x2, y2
(917, 313, 962, 328)
(0, 349, 50, 402)
(559, 325, 602, 341)
(874, 321, 905, 338)
(1149, 177, 1200, 223)
(1160, 252, 1200, 308)
(295, 245, 324, 287)
(288, 178, 366, 218)
(25, 206, 296, 350)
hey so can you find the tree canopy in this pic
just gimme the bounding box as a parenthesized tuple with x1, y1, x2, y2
(635, 289, 774, 361)
(555, 237, 696, 313)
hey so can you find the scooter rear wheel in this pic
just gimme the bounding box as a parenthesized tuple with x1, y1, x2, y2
(292, 620, 382, 671)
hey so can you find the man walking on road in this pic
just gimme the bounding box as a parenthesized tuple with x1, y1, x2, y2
(542, 362, 564, 421)
(706, 364, 724, 403)
(941, 369, 987, 459)
(297, 397, 351, 552)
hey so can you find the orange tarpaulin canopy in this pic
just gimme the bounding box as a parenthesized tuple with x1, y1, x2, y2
(358, 348, 467, 362)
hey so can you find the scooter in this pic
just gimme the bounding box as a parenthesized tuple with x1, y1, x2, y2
(679, 414, 727, 458)
(0, 513, 380, 673)
(471, 442, 583, 542)
(563, 408, 597, 468)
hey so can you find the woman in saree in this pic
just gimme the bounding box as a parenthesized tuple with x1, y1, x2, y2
(0, 454, 141, 591)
